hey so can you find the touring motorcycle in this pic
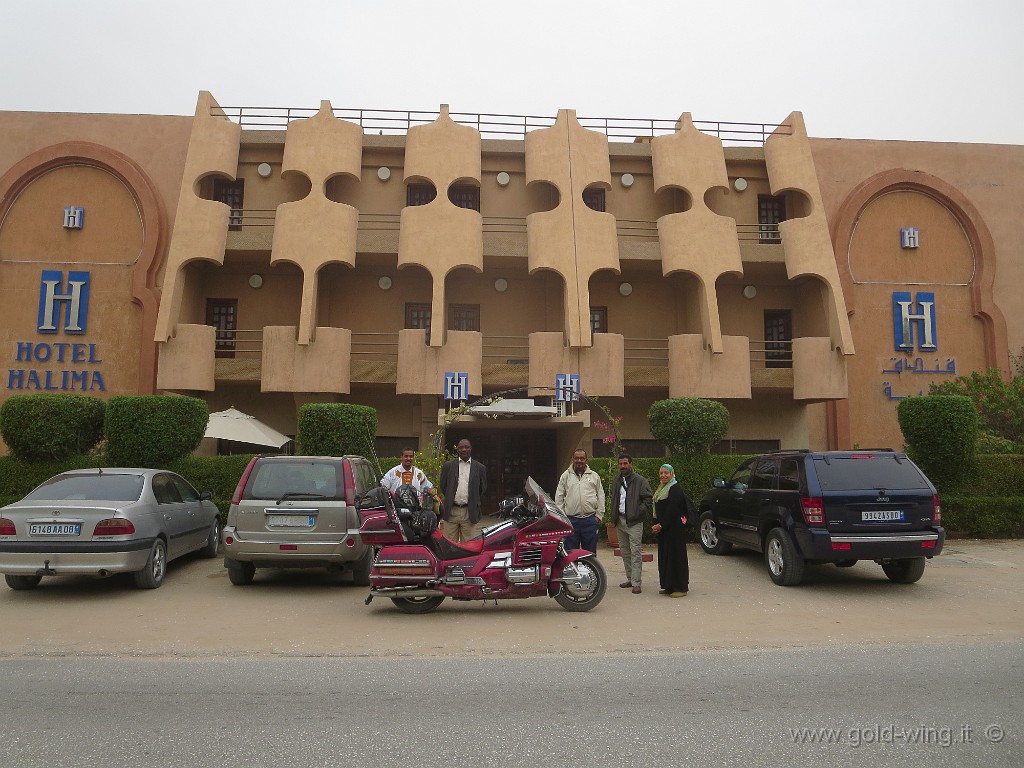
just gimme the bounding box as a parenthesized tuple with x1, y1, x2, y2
(358, 477, 607, 614)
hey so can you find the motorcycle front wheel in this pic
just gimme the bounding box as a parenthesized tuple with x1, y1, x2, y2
(554, 557, 607, 612)
(390, 595, 446, 614)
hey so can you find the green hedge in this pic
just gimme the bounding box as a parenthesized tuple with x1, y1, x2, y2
(940, 453, 1024, 497)
(297, 403, 377, 457)
(940, 495, 1024, 538)
(0, 453, 253, 524)
(3, 450, 1023, 538)
(105, 395, 208, 466)
(167, 454, 255, 520)
(647, 398, 730, 455)
(898, 395, 978, 487)
(0, 393, 105, 461)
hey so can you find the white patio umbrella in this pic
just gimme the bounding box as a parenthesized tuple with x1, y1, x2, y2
(204, 407, 291, 448)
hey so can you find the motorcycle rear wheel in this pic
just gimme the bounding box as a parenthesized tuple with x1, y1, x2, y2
(390, 595, 446, 614)
(554, 557, 607, 612)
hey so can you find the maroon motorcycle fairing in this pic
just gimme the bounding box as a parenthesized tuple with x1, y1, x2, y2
(364, 478, 607, 611)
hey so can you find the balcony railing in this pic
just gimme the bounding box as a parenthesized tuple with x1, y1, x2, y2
(210, 330, 793, 370)
(219, 105, 790, 145)
(483, 336, 530, 364)
(625, 337, 669, 365)
(222, 210, 785, 248)
(749, 340, 793, 368)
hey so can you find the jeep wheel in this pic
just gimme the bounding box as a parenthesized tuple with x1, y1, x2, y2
(765, 528, 805, 586)
(698, 512, 732, 555)
(226, 558, 256, 586)
(882, 557, 926, 584)
(390, 595, 445, 614)
(351, 546, 373, 587)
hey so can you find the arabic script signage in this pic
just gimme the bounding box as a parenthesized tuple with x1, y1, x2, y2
(881, 292, 952, 402)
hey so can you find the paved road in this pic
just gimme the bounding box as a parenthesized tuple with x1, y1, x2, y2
(2, 643, 1020, 768)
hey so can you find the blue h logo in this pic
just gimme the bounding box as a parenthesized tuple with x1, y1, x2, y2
(444, 372, 468, 401)
(892, 291, 937, 352)
(38, 270, 90, 335)
(555, 373, 580, 401)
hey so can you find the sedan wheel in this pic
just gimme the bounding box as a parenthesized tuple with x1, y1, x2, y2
(200, 518, 221, 558)
(5, 574, 43, 591)
(133, 539, 167, 589)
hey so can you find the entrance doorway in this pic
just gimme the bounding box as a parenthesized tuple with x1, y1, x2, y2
(444, 429, 558, 514)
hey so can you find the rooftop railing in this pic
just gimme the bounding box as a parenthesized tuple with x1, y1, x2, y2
(217, 106, 790, 144)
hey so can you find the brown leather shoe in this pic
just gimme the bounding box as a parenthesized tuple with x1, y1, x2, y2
(631, 586, 642, 594)
(619, 581, 632, 588)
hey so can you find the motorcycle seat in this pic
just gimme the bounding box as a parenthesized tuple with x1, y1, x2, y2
(429, 529, 485, 559)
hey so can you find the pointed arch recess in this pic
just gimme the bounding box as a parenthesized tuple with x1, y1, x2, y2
(0, 141, 168, 393)
(826, 168, 1009, 448)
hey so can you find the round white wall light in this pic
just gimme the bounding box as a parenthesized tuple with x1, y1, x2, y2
(257, 163, 273, 178)
(494, 278, 508, 293)
(377, 167, 391, 182)
(378, 276, 393, 290)
(619, 282, 633, 297)
(496, 171, 510, 187)
(621, 173, 635, 188)
(733, 177, 748, 192)
(248, 274, 264, 289)
(742, 284, 757, 299)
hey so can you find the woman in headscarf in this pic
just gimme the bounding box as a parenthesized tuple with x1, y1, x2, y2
(650, 463, 693, 597)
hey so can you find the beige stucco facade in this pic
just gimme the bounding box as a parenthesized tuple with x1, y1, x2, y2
(0, 93, 1018, 501)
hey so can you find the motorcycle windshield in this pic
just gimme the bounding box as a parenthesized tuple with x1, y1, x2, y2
(523, 476, 571, 527)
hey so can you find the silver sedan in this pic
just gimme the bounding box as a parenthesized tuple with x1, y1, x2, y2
(0, 468, 220, 590)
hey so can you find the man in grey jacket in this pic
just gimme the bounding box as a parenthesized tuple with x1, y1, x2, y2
(554, 449, 605, 554)
(610, 453, 653, 593)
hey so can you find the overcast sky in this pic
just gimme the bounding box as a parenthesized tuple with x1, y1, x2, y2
(2, 0, 1021, 144)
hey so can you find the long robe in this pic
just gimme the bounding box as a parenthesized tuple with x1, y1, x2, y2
(654, 483, 692, 593)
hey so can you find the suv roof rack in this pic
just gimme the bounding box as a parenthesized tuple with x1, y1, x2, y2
(768, 448, 811, 454)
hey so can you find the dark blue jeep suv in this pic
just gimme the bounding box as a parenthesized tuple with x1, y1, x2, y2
(698, 449, 944, 586)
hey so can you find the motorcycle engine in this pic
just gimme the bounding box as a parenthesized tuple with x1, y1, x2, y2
(505, 565, 539, 584)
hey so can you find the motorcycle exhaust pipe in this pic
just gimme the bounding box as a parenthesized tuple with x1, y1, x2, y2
(369, 587, 445, 598)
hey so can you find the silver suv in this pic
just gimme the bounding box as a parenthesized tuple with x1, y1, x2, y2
(222, 455, 379, 586)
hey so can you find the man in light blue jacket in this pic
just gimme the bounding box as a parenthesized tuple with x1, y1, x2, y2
(554, 449, 605, 554)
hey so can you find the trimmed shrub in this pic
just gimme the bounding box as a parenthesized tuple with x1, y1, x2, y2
(647, 398, 730, 455)
(941, 453, 1024, 497)
(296, 403, 377, 457)
(0, 394, 105, 461)
(897, 395, 978, 487)
(104, 395, 208, 466)
(941, 495, 1024, 538)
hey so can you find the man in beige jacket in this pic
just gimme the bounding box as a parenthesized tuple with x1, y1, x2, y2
(554, 449, 605, 554)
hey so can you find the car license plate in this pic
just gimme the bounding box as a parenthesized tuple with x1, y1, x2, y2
(266, 515, 315, 527)
(862, 510, 905, 522)
(30, 523, 82, 536)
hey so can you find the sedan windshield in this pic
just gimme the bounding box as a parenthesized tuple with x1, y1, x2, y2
(24, 473, 145, 502)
